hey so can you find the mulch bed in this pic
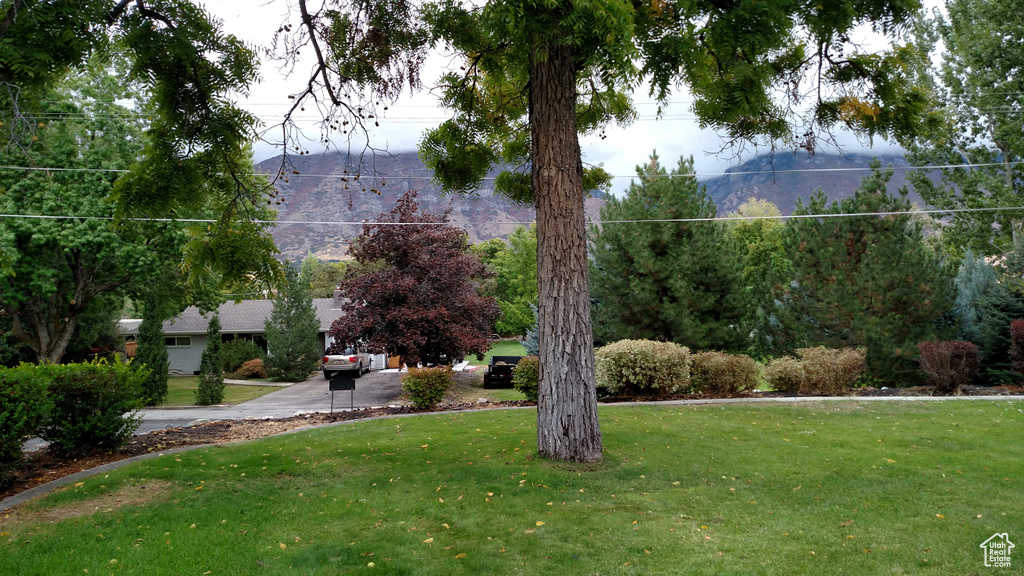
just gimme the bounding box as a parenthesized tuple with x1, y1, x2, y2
(3, 386, 1022, 505)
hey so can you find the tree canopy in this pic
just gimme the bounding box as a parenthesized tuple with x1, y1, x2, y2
(327, 190, 500, 365)
(590, 153, 745, 351)
(275, 0, 935, 462)
(907, 0, 1024, 257)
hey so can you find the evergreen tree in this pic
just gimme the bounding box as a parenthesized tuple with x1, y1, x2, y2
(523, 304, 540, 357)
(952, 251, 1024, 384)
(195, 315, 224, 406)
(265, 265, 322, 382)
(782, 161, 954, 384)
(590, 154, 746, 351)
(135, 292, 169, 406)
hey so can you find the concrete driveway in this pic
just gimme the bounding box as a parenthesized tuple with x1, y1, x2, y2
(141, 369, 403, 428)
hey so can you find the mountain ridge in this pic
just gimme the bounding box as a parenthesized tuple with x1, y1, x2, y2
(258, 150, 923, 261)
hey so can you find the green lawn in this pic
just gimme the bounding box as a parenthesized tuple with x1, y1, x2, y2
(159, 376, 282, 406)
(468, 340, 528, 366)
(2, 400, 1022, 575)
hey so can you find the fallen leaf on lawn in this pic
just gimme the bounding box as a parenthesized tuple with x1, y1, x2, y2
(975, 514, 983, 519)
(195, 486, 203, 491)
(935, 514, 944, 518)
(421, 445, 429, 448)
(536, 521, 545, 526)
(0, 532, 8, 537)
(74, 482, 85, 488)
(423, 538, 434, 544)
(189, 524, 196, 529)
(839, 519, 854, 527)
(279, 542, 287, 550)
(524, 528, 535, 534)
(438, 498, 444, 503)
(846, 535, 855, 539)
(442, 523, 450, 530)
(487, 492, 493, 497)
(454, 553, 467, 559)
(644, 549, 652, 554)
(885, 458, 896, 463)
(792, 485, 801, 491)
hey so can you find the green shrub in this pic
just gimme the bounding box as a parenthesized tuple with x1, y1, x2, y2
(38, 359, 143, 457)
(690, 351, 760, 396)
(402, 366, 453, 409)
(798, 347, 865, 395)
(594, 339, 691, 397)
(0, 366, 52, 477)
(764, 356, 804, 393)
(221, 339, 266, 374)
(512, 356, 539, 402)
(236, 358, 267, 379)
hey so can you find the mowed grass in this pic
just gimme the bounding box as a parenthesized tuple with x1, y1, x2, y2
(2, 400, 1022, 575)
(159, 377, 282, 407)
(467, 340, 527, 366)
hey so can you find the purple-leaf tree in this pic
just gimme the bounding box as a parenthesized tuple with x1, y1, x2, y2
(328, 191, 500, 365)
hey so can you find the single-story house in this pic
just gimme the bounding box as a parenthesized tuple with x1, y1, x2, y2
(121, 297, 382, 374)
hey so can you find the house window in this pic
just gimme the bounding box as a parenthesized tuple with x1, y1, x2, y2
(164, 337, 192, 348)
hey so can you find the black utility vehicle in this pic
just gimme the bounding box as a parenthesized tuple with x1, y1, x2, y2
(482, 355, 523, 389)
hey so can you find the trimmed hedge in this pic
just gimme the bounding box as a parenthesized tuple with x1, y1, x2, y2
(690, 351, 760, 397)
(512, 356, 539, 402)
(918, 340, 979, 395)
(37, 359, 143, 457)
(0, 366, 52, 477)
(765, 347, 865, 395)
(594, 339, 691, 397)
(402, 366, 453, 409)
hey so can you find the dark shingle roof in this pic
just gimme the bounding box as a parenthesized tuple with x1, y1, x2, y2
(121, 298, 343, 335)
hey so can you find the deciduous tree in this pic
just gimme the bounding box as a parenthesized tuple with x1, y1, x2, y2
(492, 225, 538, 337)
(328, 191, 500, 365)
(273, 0, 933, 461)
(907, 0, 1024, 257)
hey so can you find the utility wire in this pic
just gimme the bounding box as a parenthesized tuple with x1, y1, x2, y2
(1, 161, 1018, 180)
(1, 205, 1023, 227)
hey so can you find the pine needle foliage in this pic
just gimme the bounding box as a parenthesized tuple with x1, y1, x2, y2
(590, 153, 746, 351)
(780, 161, 954, 385)
(135, 292, 169, 406)
(195, 314, 224, 406)
(265, 265, 322, 382)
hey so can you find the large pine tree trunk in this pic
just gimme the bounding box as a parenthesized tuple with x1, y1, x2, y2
(530, 40, 603, 462)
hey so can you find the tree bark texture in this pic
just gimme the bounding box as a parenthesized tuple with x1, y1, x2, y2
(530, 40, 603, 463)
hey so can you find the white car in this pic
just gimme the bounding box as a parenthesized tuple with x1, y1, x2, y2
(321, 345, 370, 379)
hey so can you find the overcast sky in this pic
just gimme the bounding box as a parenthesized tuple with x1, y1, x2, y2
(206, 0, 920, 195)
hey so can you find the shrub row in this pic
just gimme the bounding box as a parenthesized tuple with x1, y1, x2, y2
(595, 339, 691, 397)
(512, 356, 539, 402)
(764, 347, 865, 395)
(594, 340, 760, 398)
(0, 359, 144, 479)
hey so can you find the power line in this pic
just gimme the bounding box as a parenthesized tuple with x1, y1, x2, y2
(1, 161, 1019, 180)
(1, 204, 1023, 227)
